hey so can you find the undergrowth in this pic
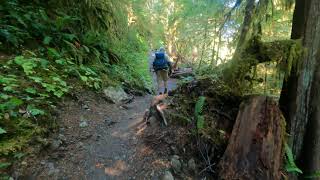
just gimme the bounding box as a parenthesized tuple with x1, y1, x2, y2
(0, 0, 152, 173)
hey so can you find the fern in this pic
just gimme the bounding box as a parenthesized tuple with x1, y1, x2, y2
(194, 96, 206, 130)
(196, 116, 205, 130)
(195, 96, 206, 116)
(284, 142, 303, 174)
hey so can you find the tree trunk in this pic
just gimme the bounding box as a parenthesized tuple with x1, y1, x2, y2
(302, 60, 320, 176)
(296, 0, 320, 175)
(233, 0, 256, 56)
(219, 96, 284, 180)
(279, 0, 320, 176)
(210, 20, 217, 67)
(210, 40, 216, 67)
(279, 0, 308, 145)
(198, 18, 209, 69)
(215, 30, 221, 64)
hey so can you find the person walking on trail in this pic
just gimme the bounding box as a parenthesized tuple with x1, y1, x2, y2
(152, 47, 172, 94)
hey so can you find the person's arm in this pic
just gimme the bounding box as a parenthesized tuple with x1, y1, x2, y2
(149, 55, 155, 72)
(151, 57, 156, 72)
(165, 54, 173, 75)
(165, 55, 172, 67)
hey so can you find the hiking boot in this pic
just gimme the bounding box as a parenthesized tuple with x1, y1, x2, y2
(164, 88, 168, 94)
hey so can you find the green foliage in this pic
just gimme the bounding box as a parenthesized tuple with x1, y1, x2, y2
(196, 116, 205, 130)
(27, 105, 45, 116)
(14, 56, 38, 75)
(194, 96, 206, 130)
(0, 162, 11, 169)
(0, 0, 153, 159)
(284, 142, 303, 174)
(0, 128, 7, 135)
(305, 171, 320, 179)
(195, 96, 206, 116)
(284, 143, 320, 178)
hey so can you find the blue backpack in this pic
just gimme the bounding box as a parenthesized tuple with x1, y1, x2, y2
(153, 52, 168, 71)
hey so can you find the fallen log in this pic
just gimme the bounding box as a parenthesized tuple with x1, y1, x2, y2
(219, 96, 285, 180)
(170, 68, 194, 79)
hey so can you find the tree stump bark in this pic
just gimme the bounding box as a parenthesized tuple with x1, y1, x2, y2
(219, 96, 285, 180)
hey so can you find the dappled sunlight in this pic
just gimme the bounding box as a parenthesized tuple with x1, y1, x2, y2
(136, 123, 147, 136)
(111, 113, 146, 139)
(158, 103, 168, 111)
(151, 159, 170, 169)
(104, 160, 128, 176)
(111, 130, 130, 139)
(127, 115, 145, 129)
(138, 145, 154, 156)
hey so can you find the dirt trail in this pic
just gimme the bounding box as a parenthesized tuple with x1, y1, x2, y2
(13, 63, 179, 179)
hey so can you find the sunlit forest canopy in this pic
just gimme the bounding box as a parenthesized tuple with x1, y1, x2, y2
(143, 0, 294, 65)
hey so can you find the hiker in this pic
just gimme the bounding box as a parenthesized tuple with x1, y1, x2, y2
(152, 47, 172, 94)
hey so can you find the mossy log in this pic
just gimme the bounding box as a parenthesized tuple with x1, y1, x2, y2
(223, 36, 303, 93)
(219, 96, 285, 180)
(170, 68, 194, 78)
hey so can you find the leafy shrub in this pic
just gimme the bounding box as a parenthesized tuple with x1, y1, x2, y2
(0, 0, 152, 159)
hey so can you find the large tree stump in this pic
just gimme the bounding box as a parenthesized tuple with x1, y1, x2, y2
(219, 96, 285, 180)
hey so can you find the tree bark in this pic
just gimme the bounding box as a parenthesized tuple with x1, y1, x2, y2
(279, 0, 308, 142)
(296, 0, 320, 176)
(219, 96, 284, 180)
(215, 30, 222, 64)
(210, 20, 217, 67)
(233, 0, 256, 56)
(302, 60, 320, 176)
(279, 0, 320, 176)
(198, 17, 209, 69)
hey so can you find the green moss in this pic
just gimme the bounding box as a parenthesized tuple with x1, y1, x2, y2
(0, 118, 45, 155)
(223, 36, 303, 95)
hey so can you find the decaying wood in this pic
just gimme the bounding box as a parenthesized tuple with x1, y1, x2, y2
(219, 96, 284, 180)
(170, 68, 194, 78)
(144, 94, 168, 126)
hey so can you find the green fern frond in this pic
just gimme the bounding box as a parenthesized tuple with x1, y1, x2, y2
(195, 96, 205, 116)
(196, 116, 204, 129)
(284, 142, 303, 174)
(194, 96, 206, 130)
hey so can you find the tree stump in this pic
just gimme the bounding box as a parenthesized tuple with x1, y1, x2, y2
(144, 94, 168, 126)
(219, 96, 285, 180)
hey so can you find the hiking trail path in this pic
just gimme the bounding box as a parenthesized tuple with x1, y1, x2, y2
(13, 53, 179, 180)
